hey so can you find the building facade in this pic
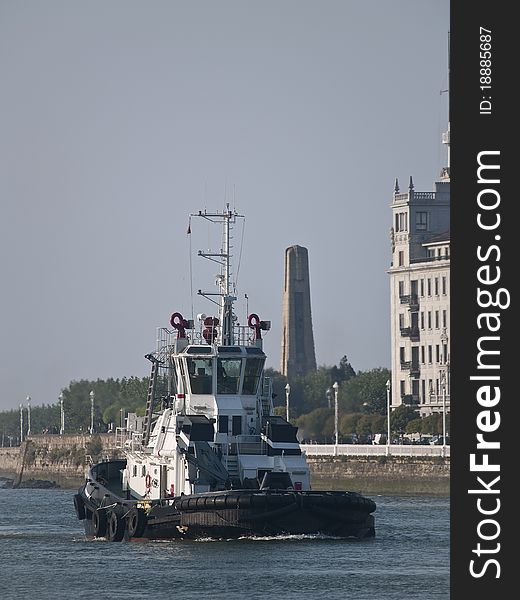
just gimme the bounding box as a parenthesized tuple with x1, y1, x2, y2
(388, 167, 450, 418)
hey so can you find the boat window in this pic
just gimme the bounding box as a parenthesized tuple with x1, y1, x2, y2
(186, 358, 213, 394)
(217, 358, 242, 394)
(232, 415, 242, 436)
(218, 415, 228, 434)
(133, 465, 137, 477)
(242, 358, 265, 395)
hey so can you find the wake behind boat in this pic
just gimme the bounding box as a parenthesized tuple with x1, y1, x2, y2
(74, 207, 376, 540)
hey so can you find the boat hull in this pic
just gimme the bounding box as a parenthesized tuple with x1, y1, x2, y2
(76, 482, 376, 541)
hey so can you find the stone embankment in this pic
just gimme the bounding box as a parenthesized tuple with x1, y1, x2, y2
(0, 433, 120, 488)
(0, 435, 449, 494)
(308, 455, 450, 496)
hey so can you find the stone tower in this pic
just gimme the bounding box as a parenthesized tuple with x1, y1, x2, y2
(280, 245, 317, 379)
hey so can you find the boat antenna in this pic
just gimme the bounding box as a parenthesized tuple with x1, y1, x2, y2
(192, 206, 244, 345)
(187, 214, 194, 326)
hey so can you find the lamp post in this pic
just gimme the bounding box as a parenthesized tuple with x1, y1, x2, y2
(285, 383, 291, 421)
(386, 380, 391, 453)
(440, 371, 447, 453)
(26, 395, 31, 437)
(19, 403, 23, 443)
(326, 387, 332, 409)
(59, 392, 64, 435)
(89, 390, 95, 435)
(440, 329, 449, 452)
(333, 381, 339, 448)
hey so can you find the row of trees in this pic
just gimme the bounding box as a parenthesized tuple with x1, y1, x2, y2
(0, 357, 449, 444)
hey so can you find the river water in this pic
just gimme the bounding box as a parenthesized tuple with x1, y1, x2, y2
(0, 487, 449, 599)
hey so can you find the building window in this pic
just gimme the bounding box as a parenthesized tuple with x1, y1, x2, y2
(442, 276, 447, 294)
(400, 380, 406, 397)
(435, 311, 440, 329)
(428, 345, 432, 364)
(399, 313, 405, 329)
(421, 346, 425, 364)
(420, 312, 424, 330)
(435, 277, 439, 295)
(421, 379, 426, 403)
(398, 251, 404, 266)
(400, 347, 406, 364)
(420, 279, 424, 297)
(396, 212, 408, 232)
(442, 310, 447, 328)
(416, 211, 428, 231)
(436, 345, 440, 363)
(427, 278, 432, 296)
(427, 311, 432, 329)
(398, 281, 405, 297)
(443, 343, 448, 363)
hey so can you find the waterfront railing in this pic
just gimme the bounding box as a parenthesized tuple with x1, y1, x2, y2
(301, 444, 450, 458)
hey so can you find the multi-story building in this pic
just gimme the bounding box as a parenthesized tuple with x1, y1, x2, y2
(388, 132, 450, 418)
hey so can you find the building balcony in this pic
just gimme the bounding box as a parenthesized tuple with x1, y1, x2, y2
(400, 361, 420, 378)
(401, 394, 420, 406)
(399, 293, 419, 311)
(400, 326, 420, 341)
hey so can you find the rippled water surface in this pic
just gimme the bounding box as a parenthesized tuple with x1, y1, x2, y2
(0, 488, 449, 599)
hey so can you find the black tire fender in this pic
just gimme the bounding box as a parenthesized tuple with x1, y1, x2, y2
(106, 509, 125, 542)
(92, 509, 107, 537)
(126, 507, 147, 539)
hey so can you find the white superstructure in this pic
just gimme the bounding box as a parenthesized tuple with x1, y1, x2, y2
(121, 207, 311, 500)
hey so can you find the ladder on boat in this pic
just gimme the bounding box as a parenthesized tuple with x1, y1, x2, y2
(142, 357, 159, 446)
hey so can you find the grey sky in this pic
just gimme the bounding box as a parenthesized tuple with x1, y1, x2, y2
(0, 0, 449, 411)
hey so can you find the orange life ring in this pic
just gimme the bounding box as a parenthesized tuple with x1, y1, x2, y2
(145, 474, 152, 489)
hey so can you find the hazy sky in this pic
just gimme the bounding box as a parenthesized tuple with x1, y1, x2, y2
(0, 0, 449, 411)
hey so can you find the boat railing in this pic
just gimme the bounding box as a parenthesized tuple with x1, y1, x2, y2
(236, 434, 263, 455)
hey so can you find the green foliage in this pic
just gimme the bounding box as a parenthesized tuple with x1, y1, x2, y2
(390, 405, 420, 433)
(339, 368, 391, 414)
(0, 377, 149, 440)
(295, 408, 334, 443)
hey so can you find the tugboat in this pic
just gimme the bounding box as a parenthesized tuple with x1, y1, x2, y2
(74, 207, 376, 541)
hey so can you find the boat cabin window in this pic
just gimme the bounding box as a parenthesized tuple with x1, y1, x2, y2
(186, 358, 213, 394)
(218, 415, 228, 434)
(232, 415, 242, 436)
(242, 358, 265, 395)
(217, 358, 242, 394)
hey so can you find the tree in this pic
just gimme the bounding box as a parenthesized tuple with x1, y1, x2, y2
(338, 368, 391, 414)
(390, 405, 419, 434)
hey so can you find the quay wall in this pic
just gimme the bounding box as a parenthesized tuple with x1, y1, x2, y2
(308, 455, 450, 496)
(0, 435, 449, 495)
(0, 434, 120, 487)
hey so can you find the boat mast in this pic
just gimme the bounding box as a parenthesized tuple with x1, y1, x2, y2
(194, 205, 244, 345)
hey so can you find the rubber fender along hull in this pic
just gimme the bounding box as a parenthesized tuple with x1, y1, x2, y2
(78, 484, 376, 541)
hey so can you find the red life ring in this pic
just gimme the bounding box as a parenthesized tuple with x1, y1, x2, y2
(247, 313, 260, 328)
(170, 312, 187, 338)
(248, 313, 262, 340)
(145, 474, 152, 489)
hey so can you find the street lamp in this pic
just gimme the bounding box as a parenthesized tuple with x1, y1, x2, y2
(59, 392, 64, 435)
(89, 390, 95, 435)
(333, 381, 339, 447)
(285, 383, 291, 421)
(325, 388, 332, 409)
(26, 395, 31, 437)
(440, 371, 447, 452)
(385, 380, 391, 451)
(19, 403, 23, 443)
